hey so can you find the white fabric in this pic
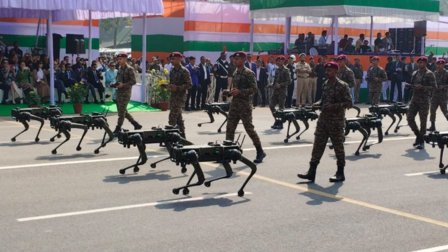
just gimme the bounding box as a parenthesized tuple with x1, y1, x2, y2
(202, 64, 207, 80)
(256, 67, 260, 81)
(37, 69, 44, 82)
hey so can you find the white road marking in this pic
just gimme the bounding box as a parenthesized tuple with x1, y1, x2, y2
(0, 136, 415, 171)
(413, 244, 448, 252)
(17, 192, 252, 222)
(0, 155, 169, 170)
(404, 171, 440, 177)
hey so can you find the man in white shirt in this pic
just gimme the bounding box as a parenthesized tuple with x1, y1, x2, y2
(318, 30, 328, 55)
(164, 56, 173, 72)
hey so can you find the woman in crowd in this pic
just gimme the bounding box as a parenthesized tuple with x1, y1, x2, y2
(33, 61, 50, 103)
(17, 61, 33, 96)
(1, 59, 23, 104)
(11, 54, 19, 72)
(105, 61, 118, 102)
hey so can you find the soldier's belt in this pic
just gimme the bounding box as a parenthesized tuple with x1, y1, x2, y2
(217, 75, 227, 79)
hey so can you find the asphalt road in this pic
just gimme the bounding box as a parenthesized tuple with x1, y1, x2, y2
(1, 105, 448, 252)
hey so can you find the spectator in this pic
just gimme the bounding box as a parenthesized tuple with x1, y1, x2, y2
(9, 41, 23, 61)
(33, 61, 50, 103)
(53, 61, 68, 103)
(149, 57, 161, 72)
(308, 56, 317, 104)
(390, 55, 405, 103)
(344, 38, 355, 53)
(86, 63, 105, 104)
(339, 35, 349, 51)
(294, 34, 305, 47)
(318, 30, 328, 55)
(185, 56, 199, 111)
(1, 59, 23, 104)
(130, 58, 142, 73)
(62, 63, 77, 88)
(245, 54, 257, 72)
(356, 34, 365, 52)
(360, 40, 372, 53)
(383, 57, 394, 102)
(197, 56, 210, 110)
(315, 56, 327, 102)
(382, 32, 394, 51)
(17, 61, 33, 96)
(63, 56, 70, 64)
(353, 58, 363, 104)
(105, 62, 117, 102)
(164, 57, 173, 72)
(374, 33, 383, 49)
(253, 59, 267, 107)
(404, 56, 417, 104)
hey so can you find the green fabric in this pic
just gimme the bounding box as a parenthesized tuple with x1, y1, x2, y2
(0, 35, 99, 50)
(131, 34, 184, 52)
(250, 0, 439, 13)
(0, 101, 159, 117)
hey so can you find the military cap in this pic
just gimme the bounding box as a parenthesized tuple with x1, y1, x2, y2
(232, 51, 247, 58)
(324, 62, 339, 70)
(170, 52, 183, 58)
(298, 53, 306, 58)
(371, 56, 380, 61)
(220, 51, 227, 55)
(276, 55, 286, 61)
(117, 53, 128, 58)
(337, 54, 347, 61)
(417, 56, 428, 63)
(437, 59, 446, 64)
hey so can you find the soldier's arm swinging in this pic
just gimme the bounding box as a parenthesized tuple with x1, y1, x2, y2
(240, 71, 257, 97)
(279, 69, 291, 88)
(335, 85, 353, 109)
(421, 72, 437, 94)
(176, 69, 193, 92)
(122, 67, 137, 89)
(379, 69, 388, 83)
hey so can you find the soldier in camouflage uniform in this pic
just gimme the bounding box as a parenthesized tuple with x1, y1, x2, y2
(223, 51, 266, 163)
(366, 56, 388, 105)
(337, 55, 356, 102)
(298, 62, 353, 183)
(168, 52, 193, 138)
(113, 53, 142, 136)
(405, 56, 437, 149)
(269, 55, 291, 129)
(427, 59, 448, 132)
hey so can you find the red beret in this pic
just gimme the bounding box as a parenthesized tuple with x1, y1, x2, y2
(232, 51, 247, 58)
(116, 53, 128, 58)
(337, 54, 347, 61)
(437, 59, 446, 64)
(324, 62, 339, 70)
(276, 55, 286, 61)
(170, 52, 183, 58)
(417, 56, 428, 63)
(371, 56, 380, 61)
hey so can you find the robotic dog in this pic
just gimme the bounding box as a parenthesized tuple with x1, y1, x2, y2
(169, 135, 256, 197)
(369, 103, 408, 135)
(197, 102, 230, 133)
(273, 108, 319, 143)
(423, 131, 448, 174)
(117, 125, 193, 175)
(11, 106, 62, 142)
(49, 111, 113, 154)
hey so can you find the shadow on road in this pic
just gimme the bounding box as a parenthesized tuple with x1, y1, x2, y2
(103, 170, 187, 184)
(402, 148, 435, 161)
(35, 153, 108, 160)
(298, 182, 344, 205)
(155, 193, 251, 212)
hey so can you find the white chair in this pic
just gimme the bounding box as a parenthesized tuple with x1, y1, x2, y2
(309, 48, 319, 56)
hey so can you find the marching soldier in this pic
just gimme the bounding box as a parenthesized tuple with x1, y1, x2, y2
(298, 62, 352, 182)
(427, 59, 448, 132)
(405, 56, 436, 149)
(337, 55, 356, 102)
(213, 51, 229, 102)
(366, 56, 388, 105)
(168, 52, 193, 138)
(113, 53, 142, 136)
(269, 56, 291, 129)
(223, 51, 266, 163)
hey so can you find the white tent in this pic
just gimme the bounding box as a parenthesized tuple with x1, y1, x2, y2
(0, 0, 164, 105)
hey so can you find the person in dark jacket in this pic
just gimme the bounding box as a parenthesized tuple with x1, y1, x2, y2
(253, 59, 268, 107)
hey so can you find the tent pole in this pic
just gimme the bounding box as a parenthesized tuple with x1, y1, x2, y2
(141, 13, 147, 104)
(334, 15, 339, 56)
(249, 19, 254, 56)
(285, 17, 291, 55)
(370, 16, 373, 47)
(88, 10, 92, 65)
(35, 18, 41, 49)
(48, 11, 55, 105)
(330, 18, 334, 44)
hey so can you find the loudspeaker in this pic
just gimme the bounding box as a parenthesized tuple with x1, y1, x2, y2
(66, 34, 85, 55)
(414, 21, 427, 37)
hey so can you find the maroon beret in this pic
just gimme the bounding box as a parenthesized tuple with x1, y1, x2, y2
(337, 54, 347, 61)
(170, 52, 183, 58)
(372, 56, 380, 61)
(232, 51, 247, 58)
(276, 55, 286, 61)
(324, 61, 339, 70)
(417, 56, 428, 63)
(116, 53, 128, 58)
(437, 59, 446, 64)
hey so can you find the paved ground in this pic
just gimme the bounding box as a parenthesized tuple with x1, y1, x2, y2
(1, 105, 448, 252)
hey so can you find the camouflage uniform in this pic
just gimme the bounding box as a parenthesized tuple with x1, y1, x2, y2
(226, 67, 261, 146)
(116, 64, 137, 127)
(169, 65, 193, 134)
(311, 78, 352, 167)
(430, 69, 448, 122)
(366, 66, 388, 105)
(269, 66, 291, 114)
(407, 69, 436, 136)
(337, 66, 356, 88)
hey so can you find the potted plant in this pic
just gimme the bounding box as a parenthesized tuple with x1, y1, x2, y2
(67, 81, 88, 114)
(149, 69, 170, 109)
(24, 90, 41, 107)
(158, 79, 171, 111)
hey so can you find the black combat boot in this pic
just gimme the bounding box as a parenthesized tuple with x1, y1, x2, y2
(254, 145, 266, 163)
(329, 166, 345, 182)
(427, 121, 436, 132)
(271, 120, 279, 129)
(275, 120, 284, 130)
(297, 163, 317, 182)
(113, 126, 121, 137)
(131, 121, 142, 130)
(413, 132, 420, 147)
(416, 134, 425, 150)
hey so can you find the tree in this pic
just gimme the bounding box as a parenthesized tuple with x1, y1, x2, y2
(100, 18, 131, 48)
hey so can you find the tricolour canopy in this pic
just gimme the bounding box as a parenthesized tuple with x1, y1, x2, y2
(250, 0, 440, 21)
